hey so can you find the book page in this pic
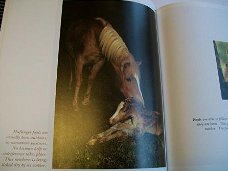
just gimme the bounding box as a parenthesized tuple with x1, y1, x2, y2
(157, 2, 228, 171)
(0, 0, 166, 170)
(53, 0, 166, 170)
(0, 0, 62, 170)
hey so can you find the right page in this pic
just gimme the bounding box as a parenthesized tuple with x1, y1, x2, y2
(157, 2, 228, 171)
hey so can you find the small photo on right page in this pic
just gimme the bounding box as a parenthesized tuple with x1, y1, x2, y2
(213, 40, 228, 100)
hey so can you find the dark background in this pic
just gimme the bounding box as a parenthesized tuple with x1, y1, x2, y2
(53, 0, 165, 169)
(0, 0, 6, 29)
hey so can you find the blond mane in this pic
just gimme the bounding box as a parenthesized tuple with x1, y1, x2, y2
(99, 26, 129, 62)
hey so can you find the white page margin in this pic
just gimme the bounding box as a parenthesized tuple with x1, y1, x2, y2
(157, 2, 228, 171)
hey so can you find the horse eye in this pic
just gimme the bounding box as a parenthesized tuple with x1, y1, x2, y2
(123, 106, 129, 112)
(126, 76, 135, 82)
(123, 108, 128, 112)
(123, 62, 130, 69)
(126, 77, 131, 82)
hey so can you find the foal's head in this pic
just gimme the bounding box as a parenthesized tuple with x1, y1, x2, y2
(109, 97, 138, 125)
(109, 97, 163, 136)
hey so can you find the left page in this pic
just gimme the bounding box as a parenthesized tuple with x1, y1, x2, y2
(0, 0, 166, 171)
(0, 0, 62, 170)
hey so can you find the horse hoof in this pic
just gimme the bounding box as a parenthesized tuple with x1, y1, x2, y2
(87, 139, 96, 146)
(73, 107, 79, 112)
(82, 98, 90, 106)
(73, 102, 79, 111)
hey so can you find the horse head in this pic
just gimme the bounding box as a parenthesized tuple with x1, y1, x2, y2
(119, 54, 144, 104)
(99, 24, 144, 104)
(109, 97, 138, 125)
(109, 97, 163, 136)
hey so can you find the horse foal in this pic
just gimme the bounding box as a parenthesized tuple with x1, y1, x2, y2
(87, 98, 162, 145)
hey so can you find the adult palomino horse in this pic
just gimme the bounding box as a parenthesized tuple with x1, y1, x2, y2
(87, 98, 162, 145)
(65, 18, 144, 111)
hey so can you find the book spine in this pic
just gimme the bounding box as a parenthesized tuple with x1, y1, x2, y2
(0, 0, 5, 30)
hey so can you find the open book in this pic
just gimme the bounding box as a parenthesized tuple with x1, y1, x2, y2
(0, 0, 228, 171)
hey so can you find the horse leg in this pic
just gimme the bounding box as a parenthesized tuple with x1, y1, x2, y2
(66, 44, 75, 90)
(98, 130, 127, 143)
(87, 129, 125, 145)
(87, 128, 127, 146)
(69, 65, 73, 90)
(87, 122, 131, 145)
(82, 59, 104, 105)
(73, 57, 83, 111)
(87, 128, 114, 146)
(69, 60, 74, 90)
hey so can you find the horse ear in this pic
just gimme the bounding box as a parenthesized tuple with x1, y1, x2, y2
(136, 61, 142, 67)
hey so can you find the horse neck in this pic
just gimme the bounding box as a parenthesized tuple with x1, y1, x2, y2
(110, 54, 138, 81)
(110, 51, 131, 66)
